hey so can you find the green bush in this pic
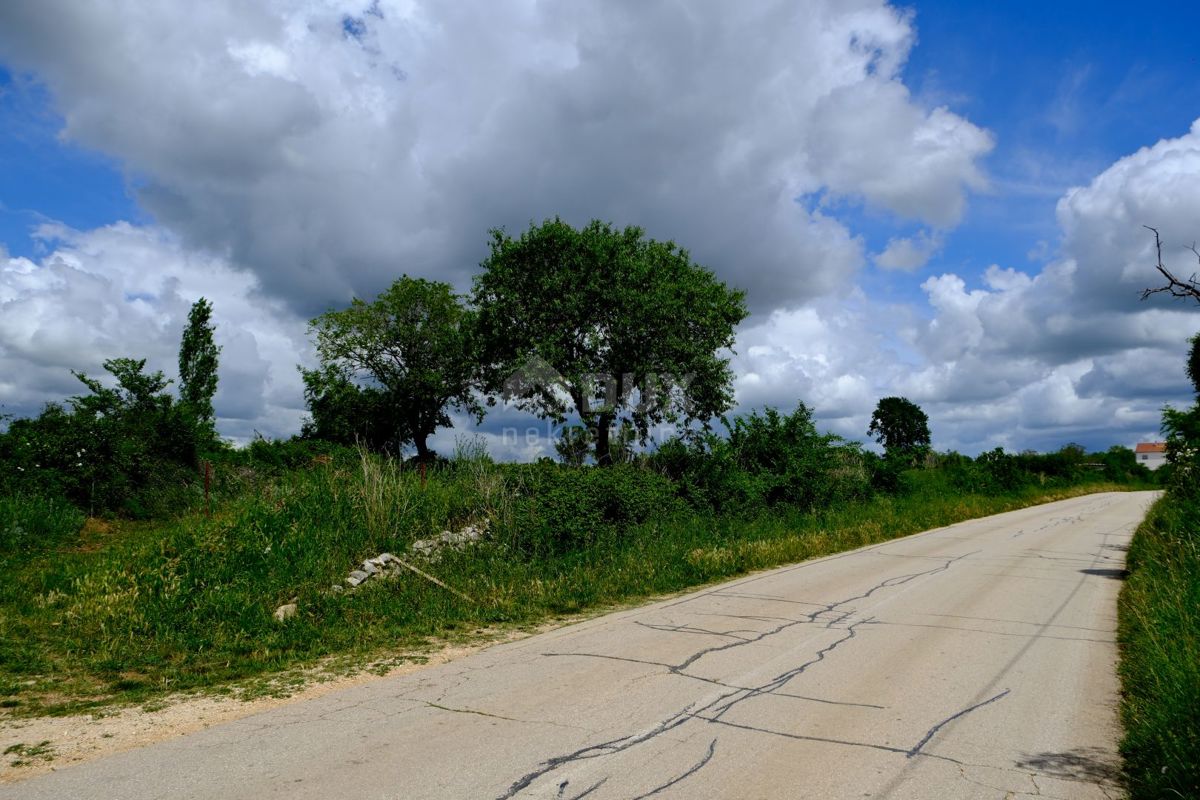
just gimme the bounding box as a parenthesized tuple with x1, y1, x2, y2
(223, 437, 353, 473)
(650, 404, 873, 512)
(648, 433, 764, 512)
(0, 359, 201, 518)
(975, 447, 1029, 492)
(501, 463, 683, 554)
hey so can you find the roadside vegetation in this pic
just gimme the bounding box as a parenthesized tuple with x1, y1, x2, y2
(1117, 331, 1200, 799)
(0, 430, 1151, 718)
(0, 218, 1158, 720)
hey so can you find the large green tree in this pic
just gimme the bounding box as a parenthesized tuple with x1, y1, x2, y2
(178, 297, 221, 440)
(867, 396, 931, 465)
(473, 218, 748, 465)
(307, 276, 479, 461)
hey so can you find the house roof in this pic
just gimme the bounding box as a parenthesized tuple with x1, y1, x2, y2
(1135, 442, 1166, 454)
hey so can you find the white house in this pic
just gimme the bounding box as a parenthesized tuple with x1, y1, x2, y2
(1134, 442, 1167, 470)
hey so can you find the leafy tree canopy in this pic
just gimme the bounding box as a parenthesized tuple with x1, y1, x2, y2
(307, 276, 480, 461)
(473, 218, 747, 465)
(867, 396, 931, 464)
(299, 365, 407, 455)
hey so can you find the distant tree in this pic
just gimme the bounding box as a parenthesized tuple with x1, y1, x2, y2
(867, 396, 931, 465)
(1141, 226, 1200, 305)
(1060, 442, 1086, 458)
(1096, 445, 1150, 482)
(308, 276, 480, 461)
(554, 425, 592, 467)
(178, 298, 221, 440)
(474, 218, 748, 466)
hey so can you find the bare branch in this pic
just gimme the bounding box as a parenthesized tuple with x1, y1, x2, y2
(1141, 225, 1200, 304)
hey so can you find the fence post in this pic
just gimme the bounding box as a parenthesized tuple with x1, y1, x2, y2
(204, 460, 213, 518)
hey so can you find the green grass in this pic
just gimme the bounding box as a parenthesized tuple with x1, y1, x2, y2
(0, 453, 1137, 719)
(1118, 490, 1200, 798)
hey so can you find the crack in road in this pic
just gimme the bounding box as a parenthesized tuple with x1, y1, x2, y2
(868, 619, 1115, 644)
(675, 551, 977, 672)
(498, 553, 976, 797)
(906, 689, 1011, 758)
(630, 738, 717, 800)
(495, 705, 698, 800)
(872, 520, 1127, 800)
(705, 616, 872, 722)
(556, 776, 609, 799)
(633, 621, 756, 640)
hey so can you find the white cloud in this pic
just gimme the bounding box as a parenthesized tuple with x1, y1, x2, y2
(1057, 117, 1200, 310)
(724, 119, 1200, 455)
(874, 230, 943, 271)
(0, 223, 311, 442)
(0, 0, 991, 315)
(895, 120, 1200, 451)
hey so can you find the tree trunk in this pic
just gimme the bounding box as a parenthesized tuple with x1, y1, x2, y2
(414, 431, 431, 462)
(594, 413, 613, 467)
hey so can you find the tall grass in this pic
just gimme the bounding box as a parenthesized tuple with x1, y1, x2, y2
(0, 449, 1131, 718)
(0, 493, 85, 554)
(1118, 493, 1200, 798)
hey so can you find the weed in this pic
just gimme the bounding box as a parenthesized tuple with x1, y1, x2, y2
(4, 740, 55, 767)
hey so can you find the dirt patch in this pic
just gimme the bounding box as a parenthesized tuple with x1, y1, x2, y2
(0, 629, 539, 784)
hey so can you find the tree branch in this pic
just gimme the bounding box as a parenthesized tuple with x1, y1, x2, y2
(1141, 226, 1200, 304)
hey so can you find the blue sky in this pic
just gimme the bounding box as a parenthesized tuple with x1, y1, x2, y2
(0, 68, 139, 257)
(859, 0, 1200, 306)
(1, 1, 1199, 456)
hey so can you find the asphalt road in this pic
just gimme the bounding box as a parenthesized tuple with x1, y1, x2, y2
(3, 491, 1154, 799)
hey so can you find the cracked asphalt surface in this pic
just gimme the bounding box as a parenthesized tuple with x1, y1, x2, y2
(2, 491, 1152, 799)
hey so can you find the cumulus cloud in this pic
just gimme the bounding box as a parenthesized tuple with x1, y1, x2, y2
(874, 229, 943, 271)
(896, 120, 1200, 451)
(0, 0, 991, 315)
(721, 120, 1200, 455)
(0, 223, 311, 442)
(1058, 117, 1200, 310)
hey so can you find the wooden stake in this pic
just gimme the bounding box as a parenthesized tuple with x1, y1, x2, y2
(204, 461, 213, 518)
(391, 556, 475, 605)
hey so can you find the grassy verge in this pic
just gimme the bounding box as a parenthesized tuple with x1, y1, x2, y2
(1118, 491, 1200, 798)
(0, 457, 1133, 720)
